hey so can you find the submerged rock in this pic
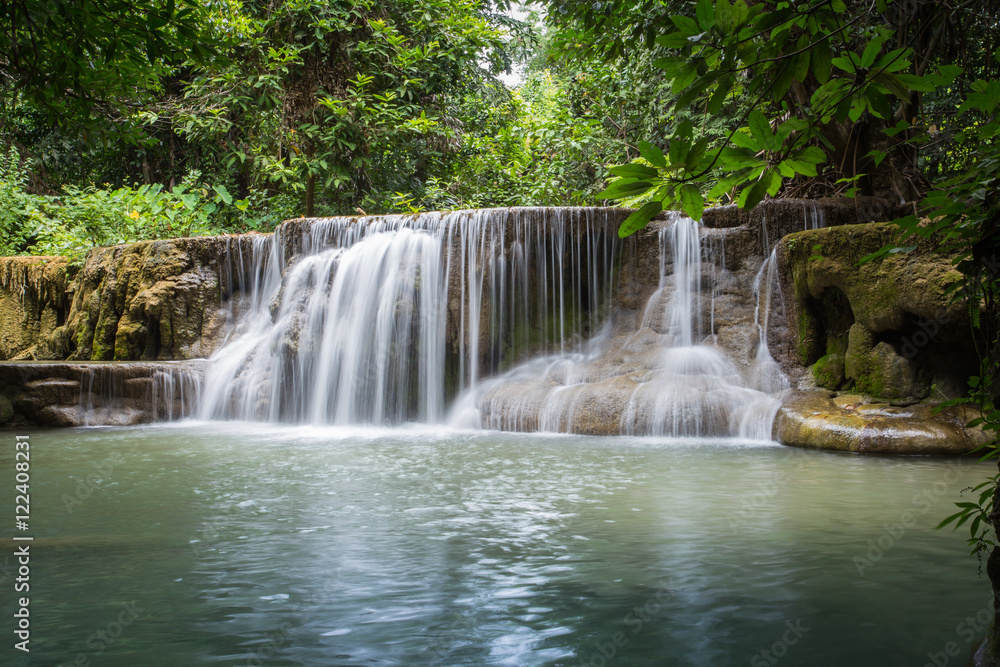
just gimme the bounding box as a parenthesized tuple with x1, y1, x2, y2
(774, 391, 989, 455)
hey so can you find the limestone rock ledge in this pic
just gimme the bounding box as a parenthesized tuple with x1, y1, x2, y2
(775, 391, 990, 455)
(0, 361, 204, 427)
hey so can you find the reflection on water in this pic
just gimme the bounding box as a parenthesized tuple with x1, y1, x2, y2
(1, 424, 990, 666)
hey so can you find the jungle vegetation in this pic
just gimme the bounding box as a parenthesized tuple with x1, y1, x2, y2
(2, 0, 999, 652)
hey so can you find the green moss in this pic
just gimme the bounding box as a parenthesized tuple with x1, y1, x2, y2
(797, 309, 822, 364)
(90, 335, 113, 361)
(812, 352, 846, 389)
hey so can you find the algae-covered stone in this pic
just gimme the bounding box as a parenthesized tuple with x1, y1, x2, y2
(778, 222, 974, 403)
(843, 323, 927, 400)
(775, 390, 987, 455)
(0, 256, 73, 360)
(812, 352, 845, 389)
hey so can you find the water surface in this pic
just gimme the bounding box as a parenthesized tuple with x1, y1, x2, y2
(1, 424, 989, 666)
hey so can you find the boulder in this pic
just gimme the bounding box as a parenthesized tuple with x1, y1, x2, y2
(775, 390, 989, 455)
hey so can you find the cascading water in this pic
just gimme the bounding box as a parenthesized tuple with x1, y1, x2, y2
(196, 207, 790, 438)
(464, 214, 787, 437)
(199, 208, 619, 425)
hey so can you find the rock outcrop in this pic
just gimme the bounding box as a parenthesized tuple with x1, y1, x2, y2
(1, 235, 262, 362)
(0, 361, 203, 426)
(775, 391, 989, 455)
(777, 222, 974, 402)
(0, 256, 73, 359)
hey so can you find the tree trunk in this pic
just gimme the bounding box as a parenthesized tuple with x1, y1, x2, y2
(305, 173, 315, 218)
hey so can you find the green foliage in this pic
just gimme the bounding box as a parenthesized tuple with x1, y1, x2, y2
(1, 168, 266, 264)
(0, 0, 218, 140)
(0, 148, 35, 255)
(558, 0, 972, 236)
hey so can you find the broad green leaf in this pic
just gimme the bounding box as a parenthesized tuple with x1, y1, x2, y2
(596, 180, 655, 200)
(729, 131, 762, 152)
(638, 141, 667, 168)
(679, 184, 704, 220)
(772, 59, 796, 101)
(670, 15, 700, 36)
(877, 72, 912, 100)
(610, 163, 659, 179)
(867, 90, 892, 119)
(674, 75, 714, 109)
(715, 0, 734, 35)
(718, 145, 761, 168)
(656, 32, 692, 49)
(708, 169, 752, 199)
(783, 159, 818, 177)
(831, 56, 856, 74)
(874, 48, 912, 73)
(739, 170, 771, 209)
(755, 8, 795, 33)
(812, 39, 832, 84)
(748, 110, 777, 152)
(669, 136, 690, 166)
(686, 137, 711, 172)
(794, 50, 811, 83)
(619, 201, 662, 237)
(732, 0, 750, 27)
(212, 184, 233, 205)
(896, 73, 937, 92)
(796, 146, 827, 164)
(708, 74, 734, 114)
(860, 36, 885, 69)
(696, 0, 716, 31)
(766, 168, 783, 196)
(848, 95, 866, 123)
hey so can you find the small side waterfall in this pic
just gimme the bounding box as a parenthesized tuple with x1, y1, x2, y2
(78, 362, 202, 425)
(466, 215, 787, 438)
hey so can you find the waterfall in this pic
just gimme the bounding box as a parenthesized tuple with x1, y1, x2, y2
(193, 207, 789, 438)
(465, 214, 786, 438)
(198, 208, 619, 425)
(78, 362, 203, 426)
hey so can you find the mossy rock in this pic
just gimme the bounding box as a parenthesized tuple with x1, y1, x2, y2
(775, 390, 988, 455)
(812, 352, 846, 389)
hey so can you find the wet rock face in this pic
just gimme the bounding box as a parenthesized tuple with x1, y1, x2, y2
(68, 238, 232, 361)
(775, 391, 988, 455)
(778, 222, 975, 403)
(0, 257, 73, 360)
(0, 235, 261, 361)
(0, 362, 203, 426)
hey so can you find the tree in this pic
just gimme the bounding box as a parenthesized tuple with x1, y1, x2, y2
(545, 0, 986, 230)
(172, 0, 528, 216)
(0, 0, 217, 137)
